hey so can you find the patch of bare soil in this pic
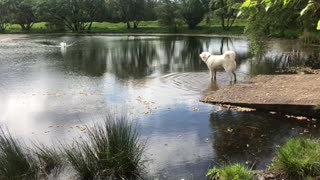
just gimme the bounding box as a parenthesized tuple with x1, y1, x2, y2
(201, 74, 320, 106)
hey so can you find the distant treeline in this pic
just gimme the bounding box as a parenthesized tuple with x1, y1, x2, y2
(0, 0, 319, 38)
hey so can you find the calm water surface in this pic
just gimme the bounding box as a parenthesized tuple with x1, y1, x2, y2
(0, 35, 320, 179)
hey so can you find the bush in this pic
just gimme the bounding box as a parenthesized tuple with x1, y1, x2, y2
(62, 114, 146, 179)
(270, 138, 320, 179)
(207, 164, 253, 180)
(181, 0, 206, 29)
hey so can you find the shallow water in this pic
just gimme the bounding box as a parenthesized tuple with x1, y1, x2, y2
(0, 35, 320, 179)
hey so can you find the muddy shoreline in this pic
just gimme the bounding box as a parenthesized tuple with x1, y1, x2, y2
(201, 74, 320, 117)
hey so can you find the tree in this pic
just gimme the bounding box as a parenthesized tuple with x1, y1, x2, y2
(144, 0, 158, 21)
(237, 0, 320, 55)
(37, 0, 105, 32)
(156, 0, 182, 32)
(108, 0, 146, 29)
(181, 0, 207, 29)
(0, 0, 11, 32)
(131, 0, 146, 28)
(210, 0, 242, 30)
(239, 0, 320, 31)
(11, 0, 37, 31)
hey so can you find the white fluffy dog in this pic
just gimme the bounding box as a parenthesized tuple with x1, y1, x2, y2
(199, 51, 237, 82)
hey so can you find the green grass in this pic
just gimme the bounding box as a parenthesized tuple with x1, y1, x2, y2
(63, 142, 98, 179)
(2, 20, 246, 35)
(35, 144, 62, 175)
(62, 114, 146, 179)
(0, 128, 39, 179)
(270, 138, 320, 179)
(207, 164, 253, 180)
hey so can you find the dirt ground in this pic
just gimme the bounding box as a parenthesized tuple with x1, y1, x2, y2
(201, 74, 320, 106)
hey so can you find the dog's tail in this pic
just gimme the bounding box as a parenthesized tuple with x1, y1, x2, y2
(223, 51, 236, 61)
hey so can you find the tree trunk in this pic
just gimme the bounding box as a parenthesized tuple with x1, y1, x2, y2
(221, 16, 226, 30)
(226, 17, 230, 30)
(0, 23, 6, 32)
(206, 15, 210, 25)
(20, 24, 26, 31)
(127, 21, 131, 29)
(88, 22, 93, 31)
(73, 23, 78, 32)
(133, 20, 138, 29)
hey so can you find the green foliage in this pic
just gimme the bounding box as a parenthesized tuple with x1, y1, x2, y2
(156, 0, 182, 32)
(237, 0, 311, 55)
(144, 0, 159, 21)
(207, 167, 220, 180)
(0, 0, 10, 32)
(37, 0, 106, 32)
(210, 0, 242, 30)
(239, 0, 320, 31)
(207, 164, 253, 180)
(181, 0, 207, 29)
(109, 0, 147, 29)
(11, 0, 37, 31)
(270, 138, 320, 179)
(62, 114, 146, 179)
(0, 128, 38, 179)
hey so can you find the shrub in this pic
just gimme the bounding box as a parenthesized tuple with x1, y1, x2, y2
(270, 138, 320, 179)
(207, 164, 253, 180)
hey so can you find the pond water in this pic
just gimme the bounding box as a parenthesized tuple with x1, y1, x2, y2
(0, 35, 320, 179)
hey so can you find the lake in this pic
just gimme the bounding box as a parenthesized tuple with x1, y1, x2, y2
(0, 35, 319, 179)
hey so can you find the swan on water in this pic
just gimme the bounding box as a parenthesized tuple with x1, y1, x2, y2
(60, 41, 67, 48)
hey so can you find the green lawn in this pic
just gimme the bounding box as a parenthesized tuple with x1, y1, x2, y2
(3, 20, 246, 35)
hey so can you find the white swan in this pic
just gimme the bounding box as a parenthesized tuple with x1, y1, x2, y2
(60, 41, 67, 48)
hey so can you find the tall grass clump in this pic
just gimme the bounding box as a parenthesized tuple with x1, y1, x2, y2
(62, 113, 146, 179)
(207, 164, 253, 180)
(63, 142, 98, 179)
(0, 128, 38, 179)
(270, 138, 320, 179)
(35, 144, 63, 175)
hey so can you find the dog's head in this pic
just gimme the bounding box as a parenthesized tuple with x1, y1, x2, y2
(199, 52, 211, 62)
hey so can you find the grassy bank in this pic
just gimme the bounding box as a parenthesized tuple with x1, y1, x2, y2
(207, 138, 320, 180)
(2, 20, 246, 35)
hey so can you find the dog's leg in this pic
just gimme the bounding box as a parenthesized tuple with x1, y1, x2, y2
(227, 71, 233, 82)
(232, 71, 237, 82)
(209, 70, 213, 81)
(213, 70, 217, 81)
